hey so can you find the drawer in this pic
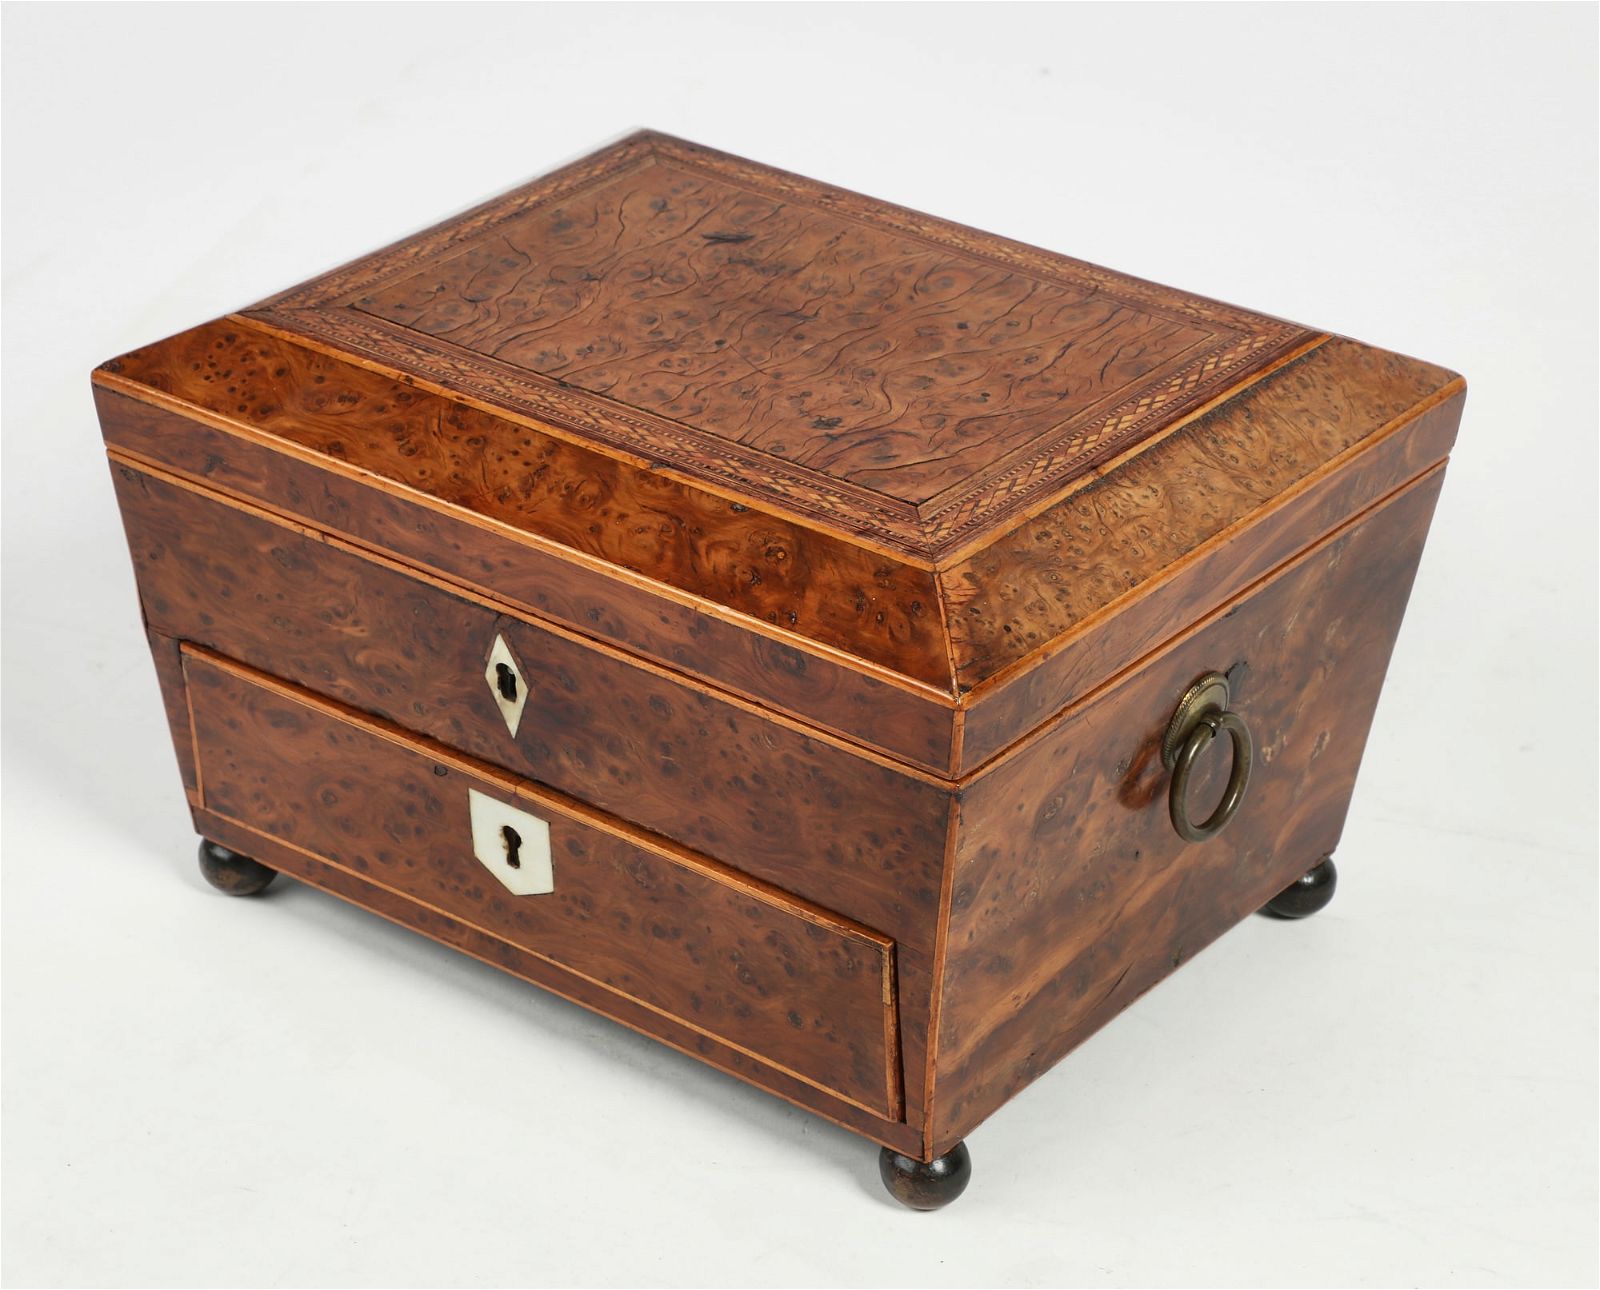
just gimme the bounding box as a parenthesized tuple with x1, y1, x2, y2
(113, 464, 949, 951)
(183, 648, 902, 1120)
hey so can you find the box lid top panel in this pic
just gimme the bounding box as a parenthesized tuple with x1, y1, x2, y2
(97, 132, 1463, 760)
(249, 131, 1314, 566)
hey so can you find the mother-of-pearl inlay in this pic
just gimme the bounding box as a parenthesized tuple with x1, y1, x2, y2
(468, 788, 553, 896)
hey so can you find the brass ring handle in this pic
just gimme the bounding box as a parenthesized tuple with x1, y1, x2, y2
(1167, 709, 1253, 842)
(1160, 670, 1254, 844)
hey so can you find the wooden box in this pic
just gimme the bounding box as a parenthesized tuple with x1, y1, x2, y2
(94, 132, 1464, 1208)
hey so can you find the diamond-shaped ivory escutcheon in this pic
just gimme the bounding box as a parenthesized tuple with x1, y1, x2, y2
(468, 789, 553, 896)
(484, 633, 528, 737)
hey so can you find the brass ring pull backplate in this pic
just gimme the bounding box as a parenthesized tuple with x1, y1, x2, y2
(1161, 671, 1254, 843)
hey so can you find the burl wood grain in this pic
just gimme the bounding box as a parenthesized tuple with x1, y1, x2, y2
(952, 341, 1465, 765)
(96, 386, 958, 773)
(95, 324, 1460, 778)
(254, 132, 1310, 558)
(99, 319, 951, 687)
(192, 809, 922, 1156)
(113, 463, 951, 950)
(143, 629, 198, 799)
(946, 340, 1457, 685)
(186, 649, 901, 1119)
(94, 134, 1462, 767)
(928, 467, 1445, 1152)
(351, 162, 1214, 505)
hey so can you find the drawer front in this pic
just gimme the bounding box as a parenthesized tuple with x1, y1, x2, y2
(112, 463, 949, 951)
(184, 649, 901, 1120)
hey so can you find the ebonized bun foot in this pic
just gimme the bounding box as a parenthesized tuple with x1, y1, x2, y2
(878, 1141, 971, 1210)
(1261, 856, 1337, 919)
(198, 838, 278, 897)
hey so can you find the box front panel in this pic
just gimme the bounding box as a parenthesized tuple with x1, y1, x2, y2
(111, 462, 951, 954)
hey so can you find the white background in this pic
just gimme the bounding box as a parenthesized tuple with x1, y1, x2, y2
(3, 4, 1595, 1286)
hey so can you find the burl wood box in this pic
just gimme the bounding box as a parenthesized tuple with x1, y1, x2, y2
(95, 132, 1463, 1208)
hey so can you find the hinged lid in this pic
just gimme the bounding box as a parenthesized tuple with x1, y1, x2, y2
(95, 131, 1464, 777)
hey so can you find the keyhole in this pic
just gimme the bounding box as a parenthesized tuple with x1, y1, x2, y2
(501, 824, 522, 869)
(495, 663, 519, 703)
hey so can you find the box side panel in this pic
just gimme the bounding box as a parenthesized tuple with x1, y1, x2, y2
(929, 467, 1445, 1152)
(144, 626, 199, 801)
(103, 456, 202, 800)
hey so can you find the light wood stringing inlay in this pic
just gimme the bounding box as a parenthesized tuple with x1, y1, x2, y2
(254, 133, 1311, 558)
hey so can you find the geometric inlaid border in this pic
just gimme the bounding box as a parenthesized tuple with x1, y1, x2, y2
(252, 132, 1312, 561)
